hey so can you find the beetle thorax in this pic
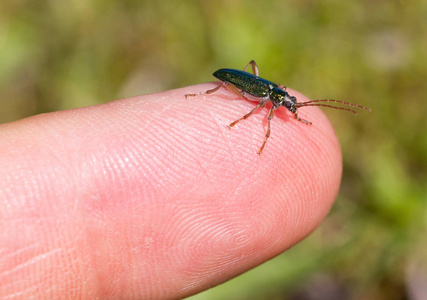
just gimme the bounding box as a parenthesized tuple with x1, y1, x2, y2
(270, 87, 297, 113)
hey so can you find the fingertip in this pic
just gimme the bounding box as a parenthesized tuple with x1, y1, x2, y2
(0, 84, 343, 299)
(104, 84, 343, 296)
(166, 83, 342, 247)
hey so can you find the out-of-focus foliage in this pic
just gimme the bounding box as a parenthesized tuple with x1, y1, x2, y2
(1, 0, 426, 299)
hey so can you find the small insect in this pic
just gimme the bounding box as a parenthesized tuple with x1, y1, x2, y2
(186, 60, 371, 154)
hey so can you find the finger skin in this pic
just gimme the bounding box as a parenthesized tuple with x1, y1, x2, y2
(0, 83, 342, 299)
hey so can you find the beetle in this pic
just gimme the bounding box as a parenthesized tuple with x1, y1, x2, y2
(186, 60, 371, 154)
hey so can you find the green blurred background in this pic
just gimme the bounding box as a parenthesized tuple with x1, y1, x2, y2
(1, 1, 426, 299)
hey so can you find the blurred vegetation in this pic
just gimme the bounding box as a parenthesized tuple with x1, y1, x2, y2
(1, 0, 426, 299)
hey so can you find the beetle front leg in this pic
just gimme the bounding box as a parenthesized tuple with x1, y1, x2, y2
(294, 111, 312, 126)
(243, 60, 259, 76)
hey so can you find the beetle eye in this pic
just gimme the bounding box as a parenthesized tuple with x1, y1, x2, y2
(285, 101, 292, 108)
(290, 96, 297, 103)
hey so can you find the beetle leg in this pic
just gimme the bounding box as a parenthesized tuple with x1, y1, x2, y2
(243, 60, 259, 76)
(186, 81, 245, 99)
(278, 84, 287, 91)
(228, 101, 266, 128)
(294, 111, 312, 126)
(258, 107, 275, 154)
(224, 82, 245, 98)
(205, 84, 223, 94)
(185, 83, 223, 99)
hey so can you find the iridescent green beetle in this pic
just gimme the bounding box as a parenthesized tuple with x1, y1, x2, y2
(186, 60, 371, 154)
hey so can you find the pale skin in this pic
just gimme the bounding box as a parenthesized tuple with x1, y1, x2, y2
(0, 84, 342, 299)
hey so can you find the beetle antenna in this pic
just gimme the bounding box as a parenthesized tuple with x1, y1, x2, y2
(295, 103, 358, 114)
(295, 99, 372, 112)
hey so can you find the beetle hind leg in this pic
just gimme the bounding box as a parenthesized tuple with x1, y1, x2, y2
(186, 81, 245, 99)
(224, 82, 245, 98)
(185, 83, 223, 99)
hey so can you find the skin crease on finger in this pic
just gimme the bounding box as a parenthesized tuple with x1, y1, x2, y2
(0, 83, 342, 299)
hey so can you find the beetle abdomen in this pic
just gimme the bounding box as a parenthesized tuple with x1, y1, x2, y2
(213, 68, 276, 98)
